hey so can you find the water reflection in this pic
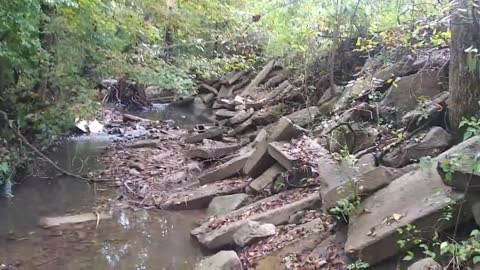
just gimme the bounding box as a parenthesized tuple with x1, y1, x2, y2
(0, 135, 205, 269)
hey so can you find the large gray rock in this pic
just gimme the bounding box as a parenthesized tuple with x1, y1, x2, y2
(191, 192, 320, 249)
(243, 136, 276, 178)
(215, 109, 238, 119)
(195, 250, 242, 270)
(248, 163, 286, 192)
(233, 221, 276, 247)
(207, 193, 252, 216)
(285, 106, 320, 127)
(407, 258, 442, 270)
(380, 70, 446, 120)
(382, 127, 452, 168)
(185, 129, 224, 144)
(229, 108, 254, 126)
(269, 117, 305, 142)
(435, 136, 480, 191)
(345, 163, 466, 265)
(322, 164, 418, 210)
(199, 151, 253, 185)
(186, 141, 242, 159)
(160, 179, 246, 210)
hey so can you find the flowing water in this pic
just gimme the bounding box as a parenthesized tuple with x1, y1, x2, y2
(0, 104, 212, 270)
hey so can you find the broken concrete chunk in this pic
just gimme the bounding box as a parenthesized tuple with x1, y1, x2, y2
(268, 117, 304, 142)
(382, 127, 452, 168)
(185, 129, 224, 144)
(186, 142, 242, 159)
(160, 179, 246, 210)
(208, 193, 252, 217)
(345, 164, 466, 265)
(39, 212, 112, 228)
(267, 141, 297, 170)
(435, 135, 480, 191)
(229, 108, 254, 126)
(199, 151, 253, 185)
(322, 164, 418, 210)
(191, 192, 320, 249)
(243, 137, 276, 178)
(215, 109, 238, 119)
(249, 163, 286, 192)
(228, 119, 253, 137)
(285, 106, 320, 127)
(194, 250, 242, 270)
(233, 221, 276, 247)
(242, 60, 275, 96)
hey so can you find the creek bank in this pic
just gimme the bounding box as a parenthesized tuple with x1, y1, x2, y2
(96, 47, 480, 270)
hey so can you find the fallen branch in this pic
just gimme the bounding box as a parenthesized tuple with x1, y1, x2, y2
(0, 110, 98, 182)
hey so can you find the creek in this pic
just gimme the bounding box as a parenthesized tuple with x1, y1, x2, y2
(0, 104, 213, 270)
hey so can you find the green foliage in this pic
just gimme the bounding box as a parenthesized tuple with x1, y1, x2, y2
(459, 117, 480, 141)
(329, 197, 360, 223)
(347, 259, 370, 270)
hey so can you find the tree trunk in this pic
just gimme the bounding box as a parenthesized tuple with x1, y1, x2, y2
(449, 0, 480, 133)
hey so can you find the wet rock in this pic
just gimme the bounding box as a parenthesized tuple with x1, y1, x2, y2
(233, 221, 276, 247)
(191, 192, 321, 249)
(345, 163, 466, 265)
(229, 108, 254, 126)
(207, 193, 252, 216)
(380, 70, 446, 120)
(195, 250, 242, 270)
(248, 163, 286, 192)
(186, 141, 242, 159)
(382, 127, 452, 168)
(160, 179, 246, 210)
(407, 258, 442, 270)
(215, 109, 237, 119)
(185, 128, 224, 144)
(39, 212, 112, 228)
(199, 151, 253, 185)
(285, 106, 320, 127)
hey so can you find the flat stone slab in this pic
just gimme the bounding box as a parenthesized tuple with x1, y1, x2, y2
(185, 129, 224, 144)
(191, 190, 321, 250)
(233, 221, 276, 247)
(249, 163, 286, 192)
(39, 212, 112, 228)
(229, 108, 254, 126)
(215, 109, 238, 119)
(285, 106, 320, 127)
(207, 193, 252, 216)
(186, 141, 242, 159)
(243, 136, 276, 178)
(199, 151, 253, 185)
(345, 164, 465, 265)
(159, 179, 247, 210)
(195, 250, 242, 270)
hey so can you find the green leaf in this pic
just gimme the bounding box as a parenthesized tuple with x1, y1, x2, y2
(473, 256, 480, 264)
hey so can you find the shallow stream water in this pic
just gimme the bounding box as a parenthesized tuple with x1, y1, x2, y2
(0, 104, 212, 270)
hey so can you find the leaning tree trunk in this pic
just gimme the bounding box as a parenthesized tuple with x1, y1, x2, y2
(449, 0, 480, 133)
